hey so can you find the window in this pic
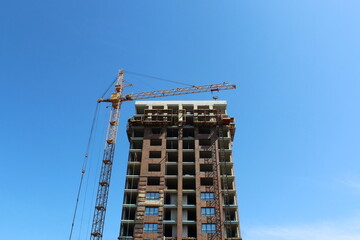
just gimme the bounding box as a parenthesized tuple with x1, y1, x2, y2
(148, 177, 160, 185)
(167, 128, 178, 137)
(200, 177, 213, 186)
(145, 207, 159, 216)
(148, 164, 161, 171)
(183, 128, 194, 137)
(150, 139, 162, 146)
(133, 128, 144, 137)
(146, 192, 160, 200)
(200, 151, 212, 158)
(199, 139, 211, 146)
(151, 128, 162, 134)
(149, 151, 161, 158)
(201, 208, 215, 216)
(200, 164, 213, 172)
(201, 192, 215, 201)
(202, 224, 216, 233)
(199, 127, 211, 134)
(144, 223, 158, 232)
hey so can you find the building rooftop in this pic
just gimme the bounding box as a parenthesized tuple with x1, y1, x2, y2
(135, 100, 227, 105)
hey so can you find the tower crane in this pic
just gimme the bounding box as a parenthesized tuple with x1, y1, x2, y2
(89, 70, 236, 240)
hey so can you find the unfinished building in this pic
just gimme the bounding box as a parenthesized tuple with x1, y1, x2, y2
(118, 100, 241, 240)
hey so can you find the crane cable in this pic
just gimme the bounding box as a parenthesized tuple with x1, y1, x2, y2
(69, 103, 101, 240)
(101, 77, 118, 98)
(126, 70, 195, 87)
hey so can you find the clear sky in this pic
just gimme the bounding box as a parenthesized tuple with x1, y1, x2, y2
(1, 1, 360, 240)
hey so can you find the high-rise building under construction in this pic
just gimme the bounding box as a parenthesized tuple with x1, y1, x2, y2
(118, 100, 242, 240)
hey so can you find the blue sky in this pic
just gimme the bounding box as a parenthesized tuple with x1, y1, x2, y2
(1, 1, 360, 240)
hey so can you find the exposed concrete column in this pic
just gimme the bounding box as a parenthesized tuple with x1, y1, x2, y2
(176, 127, 184, 239)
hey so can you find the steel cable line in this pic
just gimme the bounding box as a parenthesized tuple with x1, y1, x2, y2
(77, 104, 104, 240)
(126, 70, 195, 87)
(70, 75, 118, 240)
(69, 103, 101, 240)
(101, 77, 118, 98)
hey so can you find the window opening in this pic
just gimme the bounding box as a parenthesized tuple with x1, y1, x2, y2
(145, 207, 159, 216)
(148, 177, 160, 185)
(201, 208, 215, 216)
(201, 192, 215, 201)
(200, 164, 213, 172)
(151, 128, 162, 134)
(200, 178, 213, 186)
(146, 192, 160, 200)
(148, 164, 161, 172)
(150, 139, 162, 146)
(144, 223, 158, 232)
(149, 151, 161, 158)
(202, 224, 216, 233)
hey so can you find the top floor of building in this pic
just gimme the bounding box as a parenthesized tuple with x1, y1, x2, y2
(127, 100, 236, 140)
(134, 100, 229, 114)
(128, 100, 234, 127)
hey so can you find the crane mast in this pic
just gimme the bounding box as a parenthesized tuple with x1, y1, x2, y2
(90, 70, 236, 240)
(90, 70, 124, 239)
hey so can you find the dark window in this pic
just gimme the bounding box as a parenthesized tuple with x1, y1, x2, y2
(145, 207, 159, 216)
(167, 152, 178, 162)
(166, 140, 178, 149)
(183, 164, 195, 175)
(146, 192, 159, 200)
(164, 224, 173, 237)
(199, 139, 211, 146)
(132, 140, 143, 149)
(148, 164, 161, 171)
(167, 128, 178, 137)
(183, 128, 194, 137)
(149, 151, 161, 158)
(183, 152, 195, 162)
(151, 128, 162, 134)
(201, 192, 215, 201)
(166, 164, 178, 175)
(188, 224, 197, 237)
(201, 208, 215, 216)
(185, 193, 196, 204)
(183, 140, 195, 149)
(200, 151, 212, 158)
(199, 127, 211, 134)
(165, 178, 178, 189)
(148, 177, 160, 185)
(201, 178, 213, 186)
(133, 128, 144, 137)
(200, 164, 213, 172)
(202, 224, 216, 233)
(144, 223, 158, 232)
(183, 178, 195, 189)
(150, 139, 162, 146)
